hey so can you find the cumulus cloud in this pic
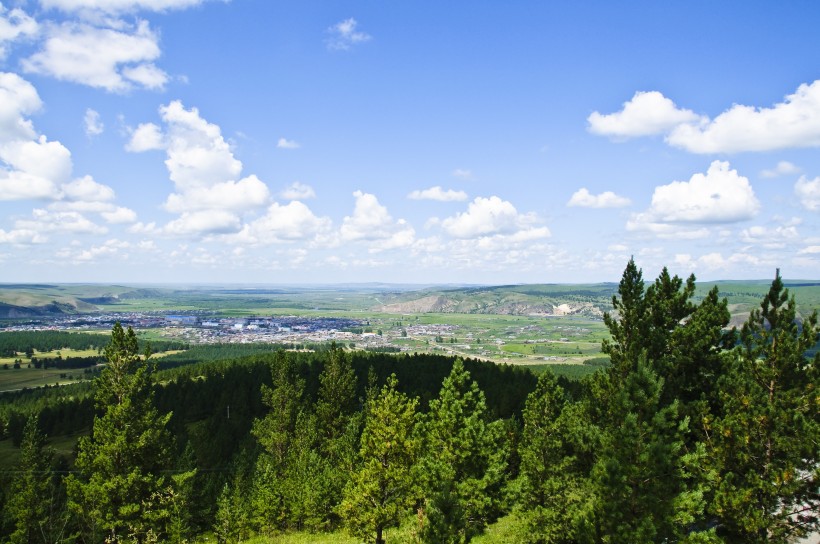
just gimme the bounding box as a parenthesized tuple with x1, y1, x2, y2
(761, 160, 801, 178)
(326, 17, 371, 51)
(158, 101, 242, 190)
(128, 100, 277, 236)
(0, 228, 46, 245)
(627, 161, 760, 235)
(340, 191, 415, 251)
(163, 175, 270, 213)
(0, 72, 72, 201)
(22, 20, 167, 92)
(408, 186, 468, 202)
(83, 108, 103, 136)
(15, 208, 107, 235)
(441, 196, 540, 238)
(592, 81, 820, 154)
(588, 91, 701, 138)
(125, 122, 164, 151)
(61, 175, 115, 202)
(280, 182, 316, 200)
(567, 188, 630, 208)
(277, 137, 300, 149)
(164, 210, 241, 236)
(229, 201, 332, 246)
(0, 73, 135, 231)
(668, 81, 820, 153)
(795, 175, 820, 210)
(0, 4, 38, 59)
(100, 206, 138, 224)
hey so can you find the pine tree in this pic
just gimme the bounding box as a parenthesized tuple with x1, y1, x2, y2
(66, 322, 174, 543)
(519, 372, 598, 544)
(710, 272, 820, 542)
(590, 359, 708, 543)
(340, 374, 419, 544)
(420, 359, 508, 544)
(6, 416, 63, 544)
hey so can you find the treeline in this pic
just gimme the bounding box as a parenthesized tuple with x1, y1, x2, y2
(0, 330, 187, 357)
(1, 261, 818, 543)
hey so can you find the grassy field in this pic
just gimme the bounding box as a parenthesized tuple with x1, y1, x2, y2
(0, 432, 82, 470)
(0, 367, 88, 392)
(191, 512, 525, 544)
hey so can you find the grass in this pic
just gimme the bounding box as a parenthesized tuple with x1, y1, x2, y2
(0, 347, 102, 366)
(0, 432, 83, 470)
(0, 367, 90, 392)
(191, 513, 527, 544)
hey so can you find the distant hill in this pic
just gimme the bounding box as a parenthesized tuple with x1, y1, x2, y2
(1, 280, 819, 323)
(372, 284, 619, 318)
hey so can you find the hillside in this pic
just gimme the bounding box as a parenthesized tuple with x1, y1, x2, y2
(2, 280, 820, 322)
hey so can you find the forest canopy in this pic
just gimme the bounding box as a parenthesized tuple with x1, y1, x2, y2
(0, 261, 817, 543)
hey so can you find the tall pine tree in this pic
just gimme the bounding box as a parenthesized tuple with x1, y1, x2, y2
(340, 374, 419, 544)
(419, 359, 508, 544)
(710, 271, 820, 542)
(66, 322, 174, 543)
(6, 416, 67, 544)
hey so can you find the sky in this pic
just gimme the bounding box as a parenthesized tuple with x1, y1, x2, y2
(1, 0, 820, 285)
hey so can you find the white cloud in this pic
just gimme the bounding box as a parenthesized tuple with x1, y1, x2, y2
(798, 246, 820, 255)
(163, 175, 270, 213)
(158, 100, 242, 190)
(128, 100, 274, 236)
(1, 135, 73, 183)
(567, 188, 631, 208)
(588, 91, 701, 138)
(761, 160, 800, 178)
(340, 191, 415, 251)
(84, 108, 103, 136)
(280, 182, 316, 200)
(22, 20, 167, 92)
(15, 208, 106, 235)
(628, 161, 759, 234)
(452, 168, 474, 180)
(229, 201, 332, 245)
(678, 251, 768, 273)
(0, 228, 46, 245)
(125, 122, 164, 152)
(326, 17, 371, 51)
(441, 196, 539, 239)
(60, 238, 130, 263)
(0, 73, 72, 201)
(795, 175, 820, 210)
(277, 137, 300, 149)
(164, 210, 241, 236)
(740, 224, 799, 249)
(41, 0, 207, 16)
(408, 186, 468, 202)
(667, 81, 820, 153)
(0, 72, 41, 141)
(0, 4, 38, 59)
(100, 206, 137, 224)
(61, 175, 115, 202)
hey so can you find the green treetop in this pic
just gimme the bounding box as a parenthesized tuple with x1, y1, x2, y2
(340, 374, 420, 544)
(66, 322, 174, 543)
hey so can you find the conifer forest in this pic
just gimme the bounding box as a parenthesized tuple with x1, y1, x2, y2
(1, 261, 818, 543)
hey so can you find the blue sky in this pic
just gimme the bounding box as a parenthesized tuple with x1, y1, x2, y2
(1, 0, 820, 284)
